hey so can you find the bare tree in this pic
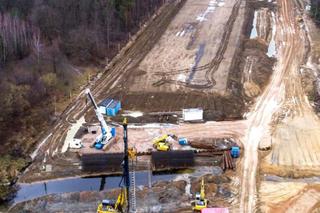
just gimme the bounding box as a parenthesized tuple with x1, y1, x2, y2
(32, 28, 42, 68)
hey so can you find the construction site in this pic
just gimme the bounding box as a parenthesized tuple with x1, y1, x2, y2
(6, 0, 320, 212)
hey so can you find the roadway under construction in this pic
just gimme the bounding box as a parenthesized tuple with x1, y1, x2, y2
(9, 0, 320, 212)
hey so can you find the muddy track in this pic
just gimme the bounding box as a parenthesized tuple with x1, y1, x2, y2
(152, 0, 242, 90)
(240, 0, 308, 212)
(26, 0, 187, 166)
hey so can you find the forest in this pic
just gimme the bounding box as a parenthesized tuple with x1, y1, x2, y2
(311, 0, 320, 24)
(0, 0, 164, 202)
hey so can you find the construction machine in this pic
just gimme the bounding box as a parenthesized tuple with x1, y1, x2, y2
(191, 178, 208, 211)
(97, 188, 127, 213)
(85, 88, 113, 149)
(97, 118, 136, 213)
(152, 134, 174, 151)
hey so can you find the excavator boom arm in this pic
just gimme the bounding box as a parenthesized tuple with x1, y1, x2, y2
(200, 178, 205, 200)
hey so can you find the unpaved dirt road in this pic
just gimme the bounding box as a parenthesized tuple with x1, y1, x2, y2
(240, 0, 320, 212)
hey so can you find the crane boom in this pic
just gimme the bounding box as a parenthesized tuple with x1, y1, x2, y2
(85, 89, 112, 145)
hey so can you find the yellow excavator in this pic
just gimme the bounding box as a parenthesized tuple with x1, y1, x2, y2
(97, 188, 127, 213)
(191, 178, 208, 211)
(152, 134, 173, 151)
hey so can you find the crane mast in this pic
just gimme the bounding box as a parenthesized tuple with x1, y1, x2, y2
(85, 89, 112, 145)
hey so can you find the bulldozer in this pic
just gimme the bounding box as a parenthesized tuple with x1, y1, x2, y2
(191, 178, 208, 211)
(97, 188, 127, 213)
(152, 134, 174, 151)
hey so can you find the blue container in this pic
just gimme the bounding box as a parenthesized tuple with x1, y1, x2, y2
(231, 146, 240, 158)
(107, 107, 116, 116)
(95, 143, 104, 150)
(99, 99, 121, 116)
(178, 138, 188, 145)
(106, 100, 121, 116)
(111, 127, 116, 137)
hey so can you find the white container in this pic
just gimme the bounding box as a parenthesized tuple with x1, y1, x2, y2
(182, 108, 203, 121)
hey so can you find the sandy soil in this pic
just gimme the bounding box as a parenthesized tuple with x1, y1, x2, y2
(259, 181, 320, 213)
(260, 0, 320, 176)
(239, 0, 311, 211)
(78, 120, 247, 154)
(129, 0, 245, 93)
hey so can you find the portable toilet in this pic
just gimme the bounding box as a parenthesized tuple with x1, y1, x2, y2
(230, 146, 240, 158)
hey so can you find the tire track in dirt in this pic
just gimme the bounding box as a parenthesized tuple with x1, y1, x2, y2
(240, 0, 311, 211)
(25, 0, 187, 171)
(152, 0, 242, 89)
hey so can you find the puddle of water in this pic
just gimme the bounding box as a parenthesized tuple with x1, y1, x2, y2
(250, 11, 258, 39)
(13, 172, 178, 204)
(267, 11, 277, 57)
(122, 111, 143, 118)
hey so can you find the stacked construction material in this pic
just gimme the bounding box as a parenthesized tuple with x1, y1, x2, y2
(221, 151, 234, 171)
(151, 150, 194, 170)
(81, 153, 123, 172)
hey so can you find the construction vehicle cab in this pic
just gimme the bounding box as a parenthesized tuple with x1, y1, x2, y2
(97, 199, 117, 213)
(152, 134, 173, 151)
(97, 187, 127, 213)
(192, 178, 208, 211)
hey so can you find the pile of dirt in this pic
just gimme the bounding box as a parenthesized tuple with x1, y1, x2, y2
(188, 138, 238, 150)
(242, 39, 275, 90)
